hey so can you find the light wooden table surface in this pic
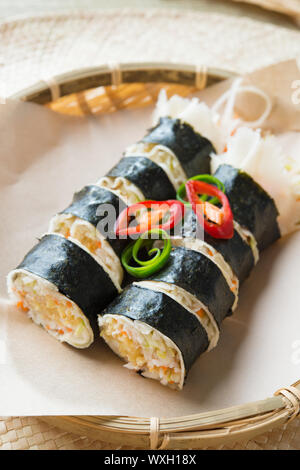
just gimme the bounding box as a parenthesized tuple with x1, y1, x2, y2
(0, 0, 297, 30)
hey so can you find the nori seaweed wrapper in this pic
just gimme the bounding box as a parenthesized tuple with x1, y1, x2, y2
(214, 164, 280, 251)
(180, 209, 255, 283)
(149, 246, 235, 327)
(61, 185, 127, 257)
(106, 156, 176, 200)
(142, 117, 214, 177)
(102, 284, 209, 377)
(17, 234, 118, 325)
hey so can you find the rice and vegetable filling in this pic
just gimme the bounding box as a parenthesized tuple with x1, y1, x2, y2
(100, 314, 184, 389)
(99, 285, 211, 390)
(8, 270, 93, 348)
(8, 234, 119, 348)
(99, 278, 221, 389)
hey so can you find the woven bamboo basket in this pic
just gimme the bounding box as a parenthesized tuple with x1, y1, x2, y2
(10, 62, 300, 450)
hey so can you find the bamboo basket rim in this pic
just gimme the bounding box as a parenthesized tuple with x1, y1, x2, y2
(10, 62, 235, 104)
(12, 62, 300, 449)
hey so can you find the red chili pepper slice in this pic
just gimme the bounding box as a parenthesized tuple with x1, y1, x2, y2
(115, 200, 185, 237)
(185, 180, 234, 239)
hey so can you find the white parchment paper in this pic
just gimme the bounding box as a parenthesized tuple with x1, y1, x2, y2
(0, 61, 300, 417)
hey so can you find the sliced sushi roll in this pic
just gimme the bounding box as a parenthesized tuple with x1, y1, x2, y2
(135, 90, 219, 181)
(99, 246, 235, 388)
(99, 162, 277, 389)
(99, 285, 210, 389)
(49, 158, 176, 293)
(178, 208, 256, 285)
(142, 117, 214, 179)
(97, 172, 145, 206)
(49, 158, 176, 290)
(214, 164, 280, 251)
(124, 142, 187, 191)
(152, 90, 222, 153)
(102, 156, 176, 201)
(145, 247, 235, 327)
(14, 94, 220, 350)
(169, 237, 240, 311)
(100, 94, 299, 390)
(124, 91, 219, 191)
(8, 234, 120, 348)
(49, 185, 127, 287)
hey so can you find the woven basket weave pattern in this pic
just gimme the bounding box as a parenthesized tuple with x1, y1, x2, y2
(1, 416, 300, 450)
(1, 9, 300, 98)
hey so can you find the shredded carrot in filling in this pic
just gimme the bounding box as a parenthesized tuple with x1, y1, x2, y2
(196, 308, 205, 319)
(102, 320, 181, 386)
(14, 286, 81, 336)
(16, 301, 29, 312)
(83, 237, 103, 254)
(46, 324, 72, 334)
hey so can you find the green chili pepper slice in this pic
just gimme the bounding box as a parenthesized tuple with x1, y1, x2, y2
(121, 229, 171, 279)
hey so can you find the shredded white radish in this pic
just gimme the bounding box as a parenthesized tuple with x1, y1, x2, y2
(153, 81, 272, 155)
(212, 78, 273, 143)
(211, 127, 300, 236)
(153, 84, 299, 236)
(213, 77, 243, 139)
(153, 89, 222, 152)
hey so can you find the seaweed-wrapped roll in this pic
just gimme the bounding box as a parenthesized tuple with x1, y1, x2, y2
(8, 92, 218, 348)
(176, 208, 256, 285)
(141, 117, 214, 179)
(214, 164, 280, 251)
(8, 234, 119, 348)
(49, 185, 127, 288)
(50, 94, 217, 293)
(99, 242, 236, 388)
(123, 90, 221, 191)
(99, 127, 296, 389)
(99, 285, 210, 389)
(102, 156, 176, 201)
